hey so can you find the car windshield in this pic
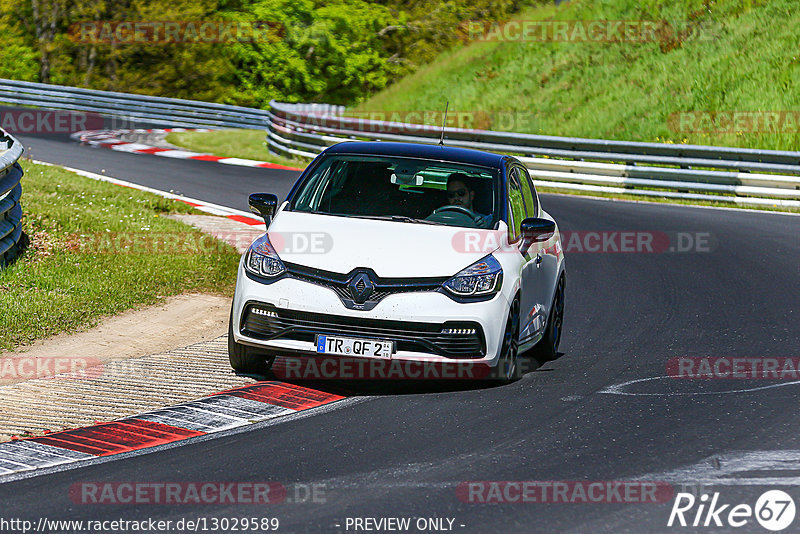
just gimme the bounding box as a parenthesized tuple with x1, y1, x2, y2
(291, 154, 499, 228)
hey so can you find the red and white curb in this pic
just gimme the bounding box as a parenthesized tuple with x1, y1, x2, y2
(31, 159, 265, 227)
(71, 129, 303, 171)
(0, 382, 344, 477)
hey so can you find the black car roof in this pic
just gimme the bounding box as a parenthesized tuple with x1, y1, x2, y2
(323, 141, 507, 168)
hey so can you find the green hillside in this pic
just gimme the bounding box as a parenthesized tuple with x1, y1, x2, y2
(0, 0, 533, 107)
(357, 0, 800, 151)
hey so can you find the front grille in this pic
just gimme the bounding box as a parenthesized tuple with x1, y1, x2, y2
(242, 303, 485, 359)
(284, 262, 447, 309)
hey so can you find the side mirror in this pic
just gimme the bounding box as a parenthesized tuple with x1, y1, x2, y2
(249, 193, 279, 228)
(520, 217, 556, 249)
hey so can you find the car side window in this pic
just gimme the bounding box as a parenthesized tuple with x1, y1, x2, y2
(517, 165, 538, 218)
(507, 167, 526, 242)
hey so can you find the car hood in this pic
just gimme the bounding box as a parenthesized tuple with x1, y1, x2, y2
(266, 210, 500, 278)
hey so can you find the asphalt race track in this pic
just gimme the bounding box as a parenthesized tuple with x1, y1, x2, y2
(3, 133, 800, 532)
(16, 134, 302, 211)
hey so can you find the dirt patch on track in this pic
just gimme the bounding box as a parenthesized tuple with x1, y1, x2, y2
(2, 293, 232, 387)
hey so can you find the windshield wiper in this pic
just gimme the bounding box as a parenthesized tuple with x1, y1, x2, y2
(323, 214, 446, 225)
(389, 215, 444, 225)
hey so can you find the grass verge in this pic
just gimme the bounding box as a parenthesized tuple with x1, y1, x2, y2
(0, 161, 240, 352)
(166, 129, 305, 169)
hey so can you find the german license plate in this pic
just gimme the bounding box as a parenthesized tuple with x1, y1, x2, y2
(315, 335, 394, 359)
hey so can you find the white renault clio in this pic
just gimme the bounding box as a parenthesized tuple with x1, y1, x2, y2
(229, 142, 565, 381)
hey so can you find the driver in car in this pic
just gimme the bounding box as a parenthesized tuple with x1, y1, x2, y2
(444, 173, 491, 227)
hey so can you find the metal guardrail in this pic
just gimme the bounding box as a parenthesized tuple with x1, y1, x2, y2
(267, 101, 800, 208)
(0, 129, 24, 267)
(0, 78, 272, 129)
(1, 78, 797, 208)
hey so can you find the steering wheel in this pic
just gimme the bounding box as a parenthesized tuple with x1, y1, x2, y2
(431, 205, 483, 224)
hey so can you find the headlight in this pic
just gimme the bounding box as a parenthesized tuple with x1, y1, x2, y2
(244, 235, 286, 278)
(443, 255, 502, 297)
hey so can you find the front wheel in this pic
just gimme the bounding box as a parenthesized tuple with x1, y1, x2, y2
(228, 311, 274, 376)
(494, 299, 520, 382)
(532, 275, 565, 362)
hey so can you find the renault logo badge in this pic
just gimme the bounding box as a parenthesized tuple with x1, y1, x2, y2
(348, 272, 374, 304)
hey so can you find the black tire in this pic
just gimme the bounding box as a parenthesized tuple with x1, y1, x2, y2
(532, 275, 565, 362)
(494, 299, 521, 382)
(228, 312, 274, 376)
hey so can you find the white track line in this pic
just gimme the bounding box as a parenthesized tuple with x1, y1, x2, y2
(599, 375, 800, 396)
(30, 159, 262, 225)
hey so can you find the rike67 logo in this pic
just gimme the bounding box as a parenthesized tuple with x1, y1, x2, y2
(668, 490, 796, 531)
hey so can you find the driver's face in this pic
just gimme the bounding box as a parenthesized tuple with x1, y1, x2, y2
(447, 180, 474, 209)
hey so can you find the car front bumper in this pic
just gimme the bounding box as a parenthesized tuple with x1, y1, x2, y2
(231, 266, 512, 366)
